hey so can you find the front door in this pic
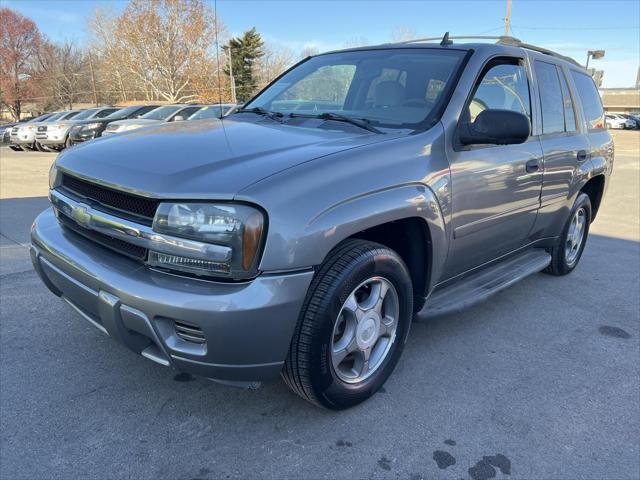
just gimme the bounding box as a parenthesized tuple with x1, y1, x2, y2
(443, 57, 544, 279)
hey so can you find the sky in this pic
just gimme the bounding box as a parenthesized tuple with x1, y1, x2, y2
(4, 0, 639, 88)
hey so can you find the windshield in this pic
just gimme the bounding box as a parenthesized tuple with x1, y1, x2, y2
(189, 105, 228, 120)
(141, 105, 182, 120)
(44, 112, 65, 122)
(60, 111, 80, 120)
(103, 106, 133, 119)
(72, 108, 100, 120)
(245, 48, 466, 130)
(30, 113, 53, 122)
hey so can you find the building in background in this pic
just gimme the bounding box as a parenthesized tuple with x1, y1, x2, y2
(600, 87, 640, 115)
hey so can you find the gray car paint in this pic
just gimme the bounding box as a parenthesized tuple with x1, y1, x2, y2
(32, 41, 612, 382)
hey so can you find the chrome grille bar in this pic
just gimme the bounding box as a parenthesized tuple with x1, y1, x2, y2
(50, 189, 232, 263)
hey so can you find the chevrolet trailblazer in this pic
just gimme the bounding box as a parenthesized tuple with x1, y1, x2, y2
(31, 36, 612, 409)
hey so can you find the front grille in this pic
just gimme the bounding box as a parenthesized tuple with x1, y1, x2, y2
(58, 213, 147, 260)
(60, 174, 159, 225)
(173, 321, 206, 344)
(38, 126, 47, 132)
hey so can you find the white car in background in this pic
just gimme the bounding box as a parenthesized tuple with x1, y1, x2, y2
(102, 104, 205, 135)
(10, 111, 79, 151)
(37, 106, 120, 150)
(605, 114, 634, 130)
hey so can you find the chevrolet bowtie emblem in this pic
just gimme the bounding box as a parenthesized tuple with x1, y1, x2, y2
(71, 204, 91, 227)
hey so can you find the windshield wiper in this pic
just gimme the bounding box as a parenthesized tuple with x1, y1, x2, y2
(289, 112, 382, 134)
(235, 107, 284, 122)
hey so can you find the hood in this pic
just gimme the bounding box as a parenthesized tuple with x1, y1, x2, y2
(57, 118, 397, 199)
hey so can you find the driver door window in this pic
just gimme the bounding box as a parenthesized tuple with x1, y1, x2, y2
(468, 62, 531, 123)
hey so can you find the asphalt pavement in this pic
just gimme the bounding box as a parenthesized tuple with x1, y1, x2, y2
(1, 134, 638, 480)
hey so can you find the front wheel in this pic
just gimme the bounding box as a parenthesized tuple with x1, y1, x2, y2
(282, 239, 413, 409)
(545, 192, 592, 276)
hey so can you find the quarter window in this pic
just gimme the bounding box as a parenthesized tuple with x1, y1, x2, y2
(535, 61, 565, 135)
(468, 61, 531, 123)
(570, 70, 605, 130)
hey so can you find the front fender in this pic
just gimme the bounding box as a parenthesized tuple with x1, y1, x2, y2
(236, 125, 451, 287)
(275, 184, 445, 280)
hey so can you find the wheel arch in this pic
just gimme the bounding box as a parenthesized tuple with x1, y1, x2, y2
(281, 183, 447, 298)
(581, 174, 605, 221)
(349, 217, 432, 305)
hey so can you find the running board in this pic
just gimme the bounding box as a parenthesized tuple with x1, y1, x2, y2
(422, 249, 551, 318)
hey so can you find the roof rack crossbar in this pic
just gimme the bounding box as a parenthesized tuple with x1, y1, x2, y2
(397, 34, 581, 67)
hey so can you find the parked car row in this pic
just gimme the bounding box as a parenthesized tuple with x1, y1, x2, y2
(2, 103, 238, 153)
(605, 113, 640, 129)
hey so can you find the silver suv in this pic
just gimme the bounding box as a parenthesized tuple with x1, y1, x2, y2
(31, 37, 612, 409)
(37, 107, 120, 150)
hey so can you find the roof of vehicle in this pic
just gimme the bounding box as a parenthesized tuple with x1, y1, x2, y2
(321, 34, 584, 71)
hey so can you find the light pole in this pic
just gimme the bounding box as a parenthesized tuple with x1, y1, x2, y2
(586, 50, 605, 69)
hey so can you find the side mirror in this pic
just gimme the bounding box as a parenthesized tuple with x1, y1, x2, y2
(459, 110, 530, 146)
(173, 115, 185, 122)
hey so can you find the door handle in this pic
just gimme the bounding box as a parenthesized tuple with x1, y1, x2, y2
(577, 150, 588, 162)
(525, 159, 540, 173)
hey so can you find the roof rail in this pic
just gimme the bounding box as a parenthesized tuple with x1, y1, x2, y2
(397, 34, 581, 67)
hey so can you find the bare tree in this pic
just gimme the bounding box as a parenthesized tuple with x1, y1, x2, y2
(343, 37, 369, 48)
(0, 8, 43, 120)
(391, 26, 418, 42)
(299, 46, 320, 60)
(37, 40, 90, 109)
(89, 0, 226, 103)
(254, 43, 295, 90)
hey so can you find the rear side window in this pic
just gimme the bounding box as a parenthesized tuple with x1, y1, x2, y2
(570, 70, 605, 130)
(535, 61, 565, 134)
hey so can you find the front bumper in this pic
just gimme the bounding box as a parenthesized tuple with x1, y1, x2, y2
(12, 131, 36, 145)
(69, 129, 99, 143)
(38, 131, 67, 145)
(31, 207, 314, 382)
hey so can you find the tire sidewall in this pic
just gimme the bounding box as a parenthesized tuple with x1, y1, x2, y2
(560, 193, 592, 272)
(309, 248, 413, 409)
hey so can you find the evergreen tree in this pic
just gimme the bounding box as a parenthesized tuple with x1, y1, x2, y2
(224, 28, 264, 102)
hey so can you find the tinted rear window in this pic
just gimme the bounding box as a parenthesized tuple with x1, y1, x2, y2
(535, 61, 565, 135)
(570, 70, 605, 130)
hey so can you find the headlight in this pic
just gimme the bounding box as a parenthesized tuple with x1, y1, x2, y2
(26, 125, 35, 130)
(149, 202, 265, 279)
(48, 163, 58, 189)
(83, 122, 102, 130)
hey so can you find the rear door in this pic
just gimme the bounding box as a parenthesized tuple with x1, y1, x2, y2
(443, 56, 544, 278)
(529, 56, 591, 237)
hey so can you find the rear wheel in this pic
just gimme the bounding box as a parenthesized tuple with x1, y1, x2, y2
(545, 192, 591, 276)
(282, 239, 413, 409)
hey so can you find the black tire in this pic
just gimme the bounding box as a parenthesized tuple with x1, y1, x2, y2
(545, 192, 592, 276)
(282, 239, 413, 409)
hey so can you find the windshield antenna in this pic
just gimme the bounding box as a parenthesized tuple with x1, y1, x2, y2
(214, 0, 224, 115)
(440, 32, 453, 46)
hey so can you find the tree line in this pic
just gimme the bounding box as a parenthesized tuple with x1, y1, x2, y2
(0, 0, 297, 120)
